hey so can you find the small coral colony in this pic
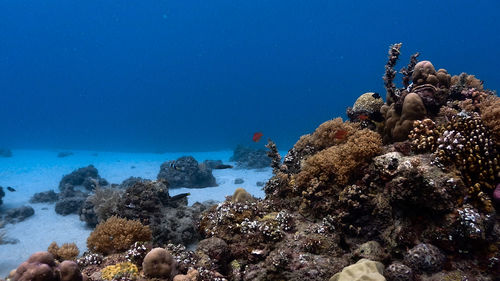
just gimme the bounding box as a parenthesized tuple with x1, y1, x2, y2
(5, 43, 500, 281)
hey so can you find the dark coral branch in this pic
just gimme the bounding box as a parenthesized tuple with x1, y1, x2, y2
(400, 52, 420, 88)
(383, 43, 402, 105)
(265, 139, 282, 173)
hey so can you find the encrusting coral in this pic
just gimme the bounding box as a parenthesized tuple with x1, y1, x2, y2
(87, 215, 152, 255)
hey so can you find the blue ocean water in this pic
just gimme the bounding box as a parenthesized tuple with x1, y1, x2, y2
(0, 0, 498, 152)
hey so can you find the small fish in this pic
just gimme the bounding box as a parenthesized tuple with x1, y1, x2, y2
(372, 92, 381, 99)
(253, 132, 264, 142)
(169, 161, 178, 170)
(333, 129, 348, 140)
(358, 114, 369, 121)
(7, 186, 16, 192)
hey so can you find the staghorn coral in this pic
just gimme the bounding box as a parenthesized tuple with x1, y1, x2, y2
(383, 43, 402, 105)
(400, 52, 419, 88)
(47, 242, 79, 261)
(87, 216, 152, 255)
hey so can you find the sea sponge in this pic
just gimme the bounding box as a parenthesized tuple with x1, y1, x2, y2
(142, 248, 176, 278)
(47, 242, 79, 261)
(329, 258, 385, 281)
(87, 216, 152, 255)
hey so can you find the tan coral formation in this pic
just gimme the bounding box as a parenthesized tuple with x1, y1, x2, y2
(87, 216, 152, 255)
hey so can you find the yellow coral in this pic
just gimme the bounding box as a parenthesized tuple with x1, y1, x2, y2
(101, 262, 138, 280)
(87, 216, 152, 255)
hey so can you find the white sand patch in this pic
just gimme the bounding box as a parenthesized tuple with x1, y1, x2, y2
(0, 149, 277, 277)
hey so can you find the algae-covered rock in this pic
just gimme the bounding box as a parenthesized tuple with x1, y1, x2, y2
(330, 258, 385, 281)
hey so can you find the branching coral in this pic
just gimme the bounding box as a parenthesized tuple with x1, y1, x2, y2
(87, 186, 123, 224)
(408, 119, 442, 153)
(383, 43, 402, 105)
(479, 95, 500, 145)
(283, 118, 358, 174)
(47, 242, 79, 261)
(87, 216, 152, 255)
(293, 129, 382, 214)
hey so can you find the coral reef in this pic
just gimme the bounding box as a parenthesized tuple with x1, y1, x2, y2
(230, 145, 271, 169)
(10, 43, 499, 281)
(87, 216, 152, 255)
(158, 156, 217, 188)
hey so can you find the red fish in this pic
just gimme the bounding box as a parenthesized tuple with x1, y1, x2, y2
(253, 132, 263, 142)
(358, 114, 369, 121)
(333, 129, 348, 140)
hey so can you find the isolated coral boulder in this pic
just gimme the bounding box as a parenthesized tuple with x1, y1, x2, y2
(142, 248, 177, 278)
(158, 156, 217, 188)
(403, 243, 445, 273)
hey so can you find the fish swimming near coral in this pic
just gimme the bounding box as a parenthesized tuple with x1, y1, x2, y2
(253, 132, 263, 142)
(333, 129, 348, 140)
(7, 186, 16, 192)
(358, 114, 369, 121)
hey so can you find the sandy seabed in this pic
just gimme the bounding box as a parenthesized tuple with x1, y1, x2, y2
(0, 149, 273, 277)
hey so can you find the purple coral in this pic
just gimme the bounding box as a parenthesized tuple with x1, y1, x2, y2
(494, 183, 500, 203)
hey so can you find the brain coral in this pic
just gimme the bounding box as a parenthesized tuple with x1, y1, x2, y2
(87, 216, 152, 255)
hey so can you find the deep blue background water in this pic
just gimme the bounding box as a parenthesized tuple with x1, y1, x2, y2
(1, 0, 499, 152)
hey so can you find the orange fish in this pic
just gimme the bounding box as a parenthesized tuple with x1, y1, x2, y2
(358, 114, 369, 121)
(253, 132, 263, 142)
(333, 129, 348, 140)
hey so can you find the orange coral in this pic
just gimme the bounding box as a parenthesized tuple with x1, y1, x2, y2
(294, 118, 358, 152)
(293, 129, 382, 213)
(87, 216, 152, 255)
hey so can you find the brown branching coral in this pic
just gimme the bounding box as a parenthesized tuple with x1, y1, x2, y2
(383, 43, 402, 105)
(400, 52, 420, 89)
(47, 242, 79, 261)
(479, 95, 500, 145)
(283, 118, 358, 174)
(87, 186, 123, 223)
(265, 139, 282, 173)
(293, 129, 382, 214)
(87, 216, 152, 255)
